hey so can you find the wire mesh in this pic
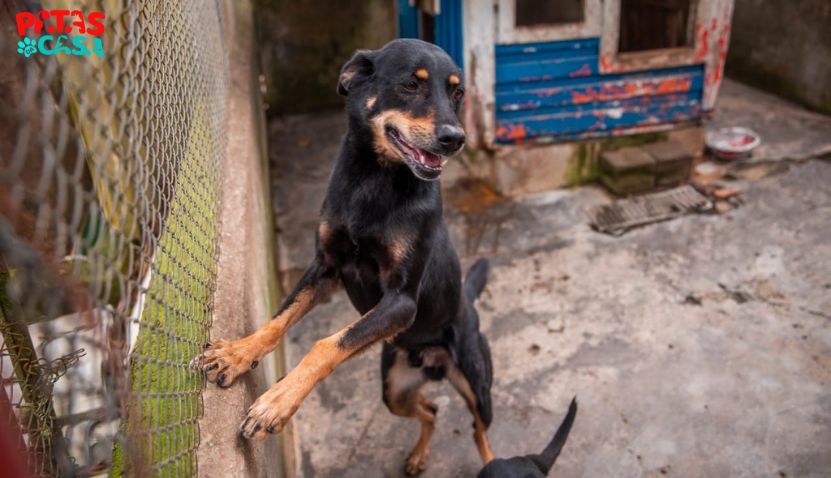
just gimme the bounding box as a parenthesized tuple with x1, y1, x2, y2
(0, 0, 229, 476)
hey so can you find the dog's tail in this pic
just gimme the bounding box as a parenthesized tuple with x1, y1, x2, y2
(532, 397, 578, 474)
(464, 258, 490, 301)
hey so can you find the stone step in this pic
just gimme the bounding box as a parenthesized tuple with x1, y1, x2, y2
(599, 140, 693, 195)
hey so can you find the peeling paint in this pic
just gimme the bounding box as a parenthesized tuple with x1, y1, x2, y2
(495, 37, 704, 143)
(569, 63, 592, 78)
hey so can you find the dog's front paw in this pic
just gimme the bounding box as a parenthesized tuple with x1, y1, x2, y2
(195, 338, 262, 388)
(405, 448, 430, 475)
(239, 376, 308, 439)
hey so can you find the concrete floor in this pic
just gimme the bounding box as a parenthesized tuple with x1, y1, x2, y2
(268, 80, 831, 478)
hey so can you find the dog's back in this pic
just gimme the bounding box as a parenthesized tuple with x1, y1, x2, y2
(477, 398, 577, 478)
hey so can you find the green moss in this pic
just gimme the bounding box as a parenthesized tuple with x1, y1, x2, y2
(564, 143, 596, 186)
(110, 104, 218, 477)
(564, 132, 669, 186)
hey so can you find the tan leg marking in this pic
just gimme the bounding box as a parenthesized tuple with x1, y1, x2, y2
(447, 362, 494, 464)
(385, 349, 437, 475)
(198, 288, 315, 387)
(406, 397, 437, 475)
(318, 220, 331, 244)
(240, 319, 367, 439)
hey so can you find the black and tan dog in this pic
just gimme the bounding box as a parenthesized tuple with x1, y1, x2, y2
(196, 39, 494, 474)
(477, 398, 577, 478)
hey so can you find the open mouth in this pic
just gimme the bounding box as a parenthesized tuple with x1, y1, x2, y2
(386, 127, 446, 181)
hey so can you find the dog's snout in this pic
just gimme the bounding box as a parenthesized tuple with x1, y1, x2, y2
(437, 125, 465, 152)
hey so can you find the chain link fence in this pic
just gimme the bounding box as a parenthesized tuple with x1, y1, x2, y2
(0, 0, 230, 475)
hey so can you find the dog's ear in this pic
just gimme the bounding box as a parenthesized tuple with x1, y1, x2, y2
(337, 50, 375, 96)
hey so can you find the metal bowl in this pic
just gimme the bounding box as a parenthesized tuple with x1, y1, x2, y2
(705, 127, 762, 160)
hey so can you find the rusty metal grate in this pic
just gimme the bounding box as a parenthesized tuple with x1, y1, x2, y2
(589, 185, 714, 235)
(0, 1, 229, 476)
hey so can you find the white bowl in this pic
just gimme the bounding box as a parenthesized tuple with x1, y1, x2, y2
(705, 127, 761, 160)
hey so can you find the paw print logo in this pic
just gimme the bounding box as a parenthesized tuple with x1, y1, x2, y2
(17, 37, 37, 58)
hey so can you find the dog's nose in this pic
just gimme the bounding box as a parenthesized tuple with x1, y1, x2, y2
(437, 125, 465, 152)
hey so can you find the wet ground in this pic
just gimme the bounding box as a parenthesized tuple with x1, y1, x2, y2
(268, 79, 831, 478)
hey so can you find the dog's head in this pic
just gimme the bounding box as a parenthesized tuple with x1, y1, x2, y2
(337, 39, 465, 181)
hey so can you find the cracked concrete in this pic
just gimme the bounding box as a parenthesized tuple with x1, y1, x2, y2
(269, 81, 831, 477)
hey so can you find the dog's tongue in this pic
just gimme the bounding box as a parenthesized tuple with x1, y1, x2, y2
(417, 148, 442, 168)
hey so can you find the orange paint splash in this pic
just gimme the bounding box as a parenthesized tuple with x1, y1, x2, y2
(496, 122, 528, 141)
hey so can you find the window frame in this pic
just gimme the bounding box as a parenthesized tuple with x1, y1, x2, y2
(496, 0, 602, 44)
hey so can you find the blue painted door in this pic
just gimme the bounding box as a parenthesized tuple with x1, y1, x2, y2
(495, 38, 705, 143)
(397, 0, 464, 68)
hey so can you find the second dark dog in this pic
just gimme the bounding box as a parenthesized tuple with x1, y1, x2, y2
(478, 398, 577, 478)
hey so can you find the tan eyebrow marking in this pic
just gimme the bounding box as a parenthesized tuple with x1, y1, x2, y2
(448, 74, 460, 85)
(415, 68, 429, 80)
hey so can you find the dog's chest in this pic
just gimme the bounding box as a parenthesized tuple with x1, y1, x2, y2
(325, 224, 392, 268)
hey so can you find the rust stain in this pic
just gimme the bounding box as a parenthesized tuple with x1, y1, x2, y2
(443, 178, 504, 214)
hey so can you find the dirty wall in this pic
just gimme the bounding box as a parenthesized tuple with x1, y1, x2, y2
(726, 0, 831, 114)
(255, 0, 397, 115)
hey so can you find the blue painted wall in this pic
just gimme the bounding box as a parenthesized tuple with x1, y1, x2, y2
(398, 0, 419, 39)
(495, 38, 705, 144)
(434, 0, 464, 69)
(397, 0, 464, 68)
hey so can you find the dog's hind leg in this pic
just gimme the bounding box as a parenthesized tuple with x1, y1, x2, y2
(381, 344, 437, 476)
(447, 331, 494, 464)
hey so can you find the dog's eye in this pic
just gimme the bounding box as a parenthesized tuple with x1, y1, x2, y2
(403, 80, 419, 92)
(452, 88, 465, 102)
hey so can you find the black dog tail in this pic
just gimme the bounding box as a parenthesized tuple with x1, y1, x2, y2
(533, 397, 578, 474)
(464, 258, 490, 301)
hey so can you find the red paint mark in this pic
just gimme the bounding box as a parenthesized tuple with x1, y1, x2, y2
(537, 87, 562, 98)
(496, 122, 528, 141)
(567, 77, 692, 105)
(599, 53, 622, 74)
(713, 22, 731, 85)
(694, 21, 709, 62)
(655, 77, 692, 95)
(569, 63, 592, 78)
(702, 17, 731, 92)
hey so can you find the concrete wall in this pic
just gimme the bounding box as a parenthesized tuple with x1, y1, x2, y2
(726, 0, 831, 114)
(197, 1, 283, 477)
(255, 0, 397, 115)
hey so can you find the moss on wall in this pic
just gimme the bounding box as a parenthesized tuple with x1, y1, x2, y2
(255, 0, 397, 115)
(565, 132, 669, 186)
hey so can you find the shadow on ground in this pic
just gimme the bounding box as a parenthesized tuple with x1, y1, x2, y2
(268, 80, 831, 478)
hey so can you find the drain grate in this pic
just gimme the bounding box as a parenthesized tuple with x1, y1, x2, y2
(589, 185, 714, 235)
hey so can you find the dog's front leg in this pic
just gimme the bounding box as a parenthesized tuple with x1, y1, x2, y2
(239, 292, 417, 439)
(197, 258, 338, 387)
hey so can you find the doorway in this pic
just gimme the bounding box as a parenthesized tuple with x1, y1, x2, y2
(619, 0, 697, 53)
